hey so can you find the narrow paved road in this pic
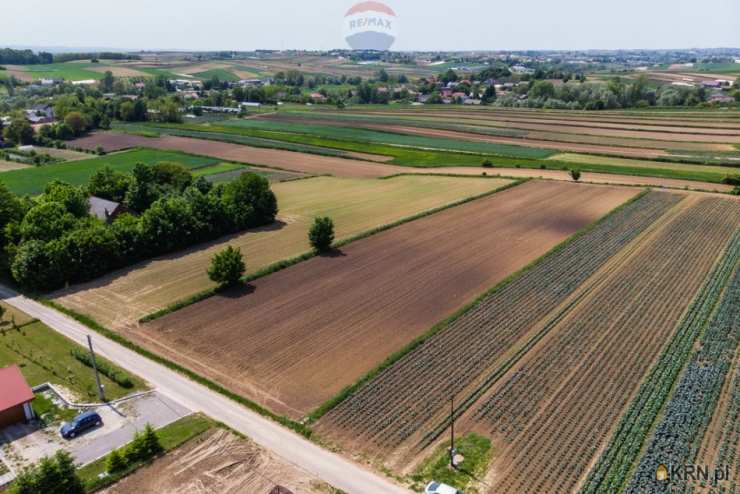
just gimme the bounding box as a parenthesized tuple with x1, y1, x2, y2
(0, 286, 411, 494)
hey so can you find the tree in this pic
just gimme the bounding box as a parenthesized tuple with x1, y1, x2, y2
(105, 448, 126, 473)
(141, 423, 164, 457)
(0, 182, 25, 247)
(3, 118, 34, 145)
(63, 111, 86, 137)
(570, 169, 582, 181)
(88, 166, 133, 203)
(528, 80, 556, 100)
(20, 202, 77, 242)
(309, 216, 334, 253)
(43, 180, 89, 217)
(8, 449, 83, 494)
(101, 70, 114, 92)
(208, 246, 245, 287)
(11, 240, 64, 291)
(221, 173, 277, 230)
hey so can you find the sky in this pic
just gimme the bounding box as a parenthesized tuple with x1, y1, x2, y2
(3, 0, 739, 52)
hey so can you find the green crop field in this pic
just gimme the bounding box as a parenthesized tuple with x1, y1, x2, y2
(0, 149, 219, 196)
(220, 118, 555, 159)
(15, 62, 104, 81)
(193, 68, 240, 81)
(0, 318, 146, 401)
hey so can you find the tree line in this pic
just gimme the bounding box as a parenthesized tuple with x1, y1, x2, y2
(0, 164, 277, 291)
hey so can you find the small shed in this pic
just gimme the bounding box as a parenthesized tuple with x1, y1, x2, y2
(0, 365, 35, 428)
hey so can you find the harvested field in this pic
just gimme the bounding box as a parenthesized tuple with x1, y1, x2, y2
(138, 181, 638, 418)
(71, 132, 402, 178)
(0, 159, 30, 172)
(54, 175, 512, 328)
(316, 190, 681, 461)
(101, 429, 332, 494)
(469, 197, 740, 494)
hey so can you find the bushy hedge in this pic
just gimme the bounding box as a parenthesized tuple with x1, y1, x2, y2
(70, 347, 134, 389)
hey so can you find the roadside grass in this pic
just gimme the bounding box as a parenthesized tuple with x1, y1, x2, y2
(0, 320, 146, 401)
(410, 433, 493, 494)
(0, 148, 219, 195)
(78, 413, 213, 492)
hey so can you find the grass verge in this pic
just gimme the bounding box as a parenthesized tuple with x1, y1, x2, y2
(410, 433, 493, 494)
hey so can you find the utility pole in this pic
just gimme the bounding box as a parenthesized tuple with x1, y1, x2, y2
(450, 396, 456, 469)
(87, 335, 105, 402)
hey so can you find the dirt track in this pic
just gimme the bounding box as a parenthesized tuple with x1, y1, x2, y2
(101, 429, 332, 494)
(140, 181, 639, 417)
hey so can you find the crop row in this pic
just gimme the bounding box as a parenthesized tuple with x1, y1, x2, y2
(472, 198, 740, 494)
(317, 191, 682, 454)
(621, 242, 739, 494)
(580, 230, 740, 494)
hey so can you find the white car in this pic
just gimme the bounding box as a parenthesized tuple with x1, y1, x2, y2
(424, 481, 463, 494)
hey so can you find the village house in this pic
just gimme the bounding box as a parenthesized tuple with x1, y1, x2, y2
(0, 365, 35, 429)
(24, 103, 55, 124)
(88, 196, 130, 223)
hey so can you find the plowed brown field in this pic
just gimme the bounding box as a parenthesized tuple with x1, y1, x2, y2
(139, 181, 638, 418)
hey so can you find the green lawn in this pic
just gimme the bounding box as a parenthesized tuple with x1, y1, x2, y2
(78, 414, 214, 492)
(0, 149, 219, 196)
(0, 319, 147, 401)
(411, 433, 493, 494)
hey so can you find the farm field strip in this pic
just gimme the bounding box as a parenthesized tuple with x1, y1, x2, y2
(262, 113, 737, 153)
(341, 109, 740, 134)
(548, 153, 738, 177)
(469, 197, 740, 494)
(53, 175, 513, 329)
(580, 232, 740, 494)
(67, 131, 736, 190)
(316, 191, 680, 458)
(69, 132, 405, 178)
(617, 243, 739, 494)
(136, 181, 637, 418)
(348, 107, 740, 124)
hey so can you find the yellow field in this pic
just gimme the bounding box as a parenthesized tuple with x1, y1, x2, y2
(53, 175, 512, 328)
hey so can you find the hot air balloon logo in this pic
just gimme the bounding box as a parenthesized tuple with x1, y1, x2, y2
(343, 1, 398, 51)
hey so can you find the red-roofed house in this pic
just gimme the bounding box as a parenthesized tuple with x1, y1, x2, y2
(0, 365, 35, 428)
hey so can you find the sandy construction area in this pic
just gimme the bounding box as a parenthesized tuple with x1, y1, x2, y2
(139, 181, 639, 417)
(101, 429, 333, 494)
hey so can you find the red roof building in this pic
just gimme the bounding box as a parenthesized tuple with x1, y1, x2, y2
(0, 365, 35, 428)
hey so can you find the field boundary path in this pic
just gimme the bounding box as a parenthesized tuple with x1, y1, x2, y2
(0, 285, 411, 494)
